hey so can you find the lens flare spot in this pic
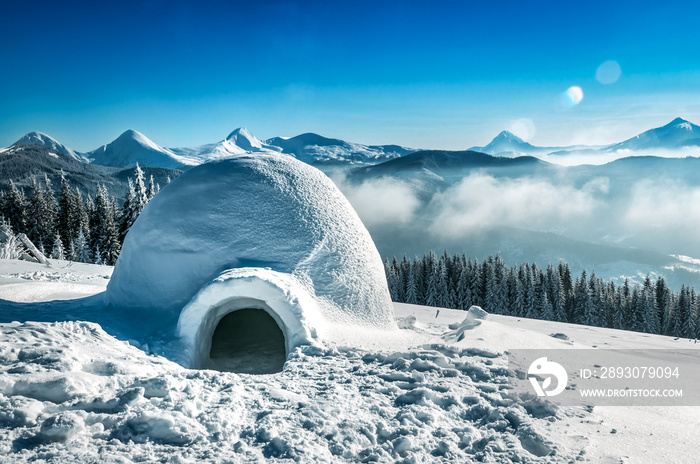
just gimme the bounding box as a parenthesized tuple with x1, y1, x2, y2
(561, 86, 584, 107)
(596, 60, 622, 84)
(508, 118, 536, 141)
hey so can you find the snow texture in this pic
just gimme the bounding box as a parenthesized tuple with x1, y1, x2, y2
(0, 316, 581, 463)
(107, 153, 396, 366)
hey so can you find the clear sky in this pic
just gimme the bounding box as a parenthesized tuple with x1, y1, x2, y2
(1, 0, 699, 151)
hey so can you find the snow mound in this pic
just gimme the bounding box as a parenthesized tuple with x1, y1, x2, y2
(106, 153, 396, 370)
(444, 306, 488, 343)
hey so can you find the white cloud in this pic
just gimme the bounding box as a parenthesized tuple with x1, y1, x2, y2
(333, 176, 421, 228)
(426, 174, 597, 237)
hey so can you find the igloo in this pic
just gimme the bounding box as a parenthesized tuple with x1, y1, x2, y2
(106, 153, 396, 374)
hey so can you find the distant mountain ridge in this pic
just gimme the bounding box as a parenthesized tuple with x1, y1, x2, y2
(6, 117, 700, 170)
(607, 117, 700, 151)
(12, 132, 89, 163)
(0, 143, 180, 200)
(9, 128, 414, 169)
(470, 117, 700, 163)
(470, 131, 550, 156)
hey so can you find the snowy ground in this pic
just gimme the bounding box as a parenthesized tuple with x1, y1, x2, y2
(0, 259, 698, 463)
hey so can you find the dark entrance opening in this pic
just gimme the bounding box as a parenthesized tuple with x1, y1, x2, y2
(208, 308, 286, 374)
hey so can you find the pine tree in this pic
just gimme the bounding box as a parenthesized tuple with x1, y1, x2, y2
(541, 291, 554, 321)
(689, 289, 700, 340)
(120, 165, 150, 242)
(559, 262, 574, 321)
(51, 233, 65, 260)
(405, 264, 419, 305)
(147, 175, 157, 200)
(672, 286, 687, 337)
(642, 276, 660, 334)
(0, 218, 22, 259)
(119, 179, 135, 241)
(26, 175, 58, 247)
(57, 173, 77, 245)
(582, 273, 602, 327)
(73, 230, 92, 263)
(91, 185, 121, 265)
(93, 244, 103, 265)
(656, 278, 671, 333)
(0, 180, 28, 233)
(455, 265, 467, 309)
(385, 258, 401, 301)
(426, 264, 441, 307)
(74, 188, 90, 237)
(437, 260, 453, 308)
(470, 259, 483, 307)
(614, 280, 630, 330)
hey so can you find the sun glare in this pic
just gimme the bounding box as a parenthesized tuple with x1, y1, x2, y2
(596, 60, 622, 84)
(561, 86, 584, 107)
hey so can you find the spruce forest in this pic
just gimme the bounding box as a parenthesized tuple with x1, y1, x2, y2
(385, 252, 699, 339)
(0, 165, 160, 265)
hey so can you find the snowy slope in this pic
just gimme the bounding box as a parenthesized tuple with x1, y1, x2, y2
(0, 143, 181, 201)
(12, 132, 89, 163)
(169, 127, 283, 165)
(607, 117, 700, 152)
(223, 127, 280, 152)
(265, 133, 414, 165)
(86, 130, 195, 169)
(1, 259, 700, 462)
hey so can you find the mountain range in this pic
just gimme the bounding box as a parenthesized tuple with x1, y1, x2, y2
(7, 128, 415, 170)
(4, 117, 700, 292)
(0, 144, 180, 200)
(6, 117, 699, 171)
(470, 117, 700, 164)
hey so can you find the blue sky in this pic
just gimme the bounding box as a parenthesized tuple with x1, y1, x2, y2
(1, 0, 699, 151)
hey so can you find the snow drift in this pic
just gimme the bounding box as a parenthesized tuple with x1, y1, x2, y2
(106, 153, 396, 372)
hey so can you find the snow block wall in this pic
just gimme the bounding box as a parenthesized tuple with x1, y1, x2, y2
(106, 153, 396, 372)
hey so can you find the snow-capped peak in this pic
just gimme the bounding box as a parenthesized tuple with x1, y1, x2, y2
(12, 131, 88, 162)
(608, 117, 700, 152)
(15, 131, 59, 146)
(493, 130, 525, 144)
(87, 130, 187, 169)
(225, 127, 264, 150)
(666, 117, 690, 128)
(474, 130, 537, 155)
(114, 129, 162, 150)
(660, 117, 697, 133)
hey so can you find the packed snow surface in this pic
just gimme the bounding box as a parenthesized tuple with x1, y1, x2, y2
(107, 153, 396, 363)
(2, 260, 700, 462)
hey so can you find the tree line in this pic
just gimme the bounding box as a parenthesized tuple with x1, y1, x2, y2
(0, 165, 161, 265)
(385, 252, 699, 339)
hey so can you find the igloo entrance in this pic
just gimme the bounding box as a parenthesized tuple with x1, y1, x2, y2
(206, 308, 286, 374)
(176, 268, 323, 374)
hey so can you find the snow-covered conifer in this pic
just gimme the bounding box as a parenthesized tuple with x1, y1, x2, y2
(51, 233, 65, 260)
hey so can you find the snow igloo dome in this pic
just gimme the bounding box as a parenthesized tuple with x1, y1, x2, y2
(106, 153, 396, 374)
